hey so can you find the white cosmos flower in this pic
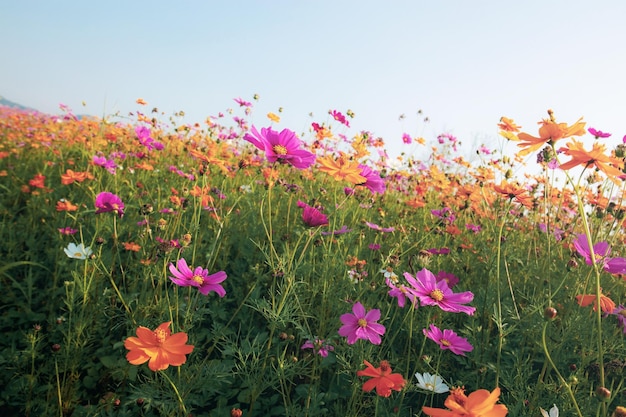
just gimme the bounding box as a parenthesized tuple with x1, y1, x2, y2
(414, 372, 449, 393)
(64, 242, 93, 260)
(540, 404, 558, 417)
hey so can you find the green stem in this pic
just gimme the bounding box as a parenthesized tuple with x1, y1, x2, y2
(161, 371, 188, 415)
(541, 322, 583, 417)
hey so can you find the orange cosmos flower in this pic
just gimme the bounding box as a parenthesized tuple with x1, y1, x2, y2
(516, 110, 586, 156)
(498, 117, 521, 133)
(123, 242, 141, 252)
(56, 199, 78, 212)
(317, 152, 366, 184)
(136, 98, 147, 105)
(575, 289, 616, 314)
(357, 360, 406, 397)
(267, 112, 280, 123)
(61, 169, 94, 185)
(29, 173, 46, 189)
(492, 180, 534, 208)
(422, 386, 508, 417)
(124, 321, 194, 371)
(559, 139, 624, 182)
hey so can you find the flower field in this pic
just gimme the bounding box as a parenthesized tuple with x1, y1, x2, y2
(0, 98, 625, 417)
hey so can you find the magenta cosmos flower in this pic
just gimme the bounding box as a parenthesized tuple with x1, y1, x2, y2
(243, 125, 315, 169)
(297, 200, 329, 227)
(301, 338, 334, 357)
(95, 192, 125, 217)
(338, 302, 385, 345)
(386, 278, 418, 308)
(404, 269, 475, 315)
(588, 127, 611, 138)
(168, 258, 227, 297)
(357, 164, 386, 194)
(573, 233, 626, 274)
(423, 324, 473, 356)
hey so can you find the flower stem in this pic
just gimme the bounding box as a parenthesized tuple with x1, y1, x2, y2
(541, 322, 583, 417)
(161, 371, 188, 415)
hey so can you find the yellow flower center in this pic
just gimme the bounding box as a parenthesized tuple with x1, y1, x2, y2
(192, 275, 204, 285)
(273, 144, 288, 155)
(357, 318, 368, 328)
(429, 289, 444, 301)
(440, 338, 451, 347)
(74, 252, 82, 258)
(618, 310, 626, 318)
(154, 328, 167, 344)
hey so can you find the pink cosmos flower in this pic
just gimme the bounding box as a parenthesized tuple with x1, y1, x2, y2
(321, 225, 352, 236)
(234, 97, 251, 107)
(386, 278, 417, 308)
(92, 155, 117, 174)
(611, 305, 626, 334)
(297, 200, 329, 227)
(330, 110, 350, 127)
(365, 221, 395, 233)
(58, 227, 78, 235)
(357, 164, 386, 194)
(338, 302, 385, 345)
(243, 125, 315, 169)
(136, 125, 164, 151)
(301, 338, 334, 357)
(588, 127, 611, 138)
(573, 234, 626, 274)
(404, 269, 475, 315)
(168, 258, 227, 297)
(95, 192, 125, 217)
(402, 133, 412, 144)
(423, 324, 473, 356)
(435, 270, 459, 288)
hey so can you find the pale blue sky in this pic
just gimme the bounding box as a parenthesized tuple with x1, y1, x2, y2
(2, 1, 626, 159)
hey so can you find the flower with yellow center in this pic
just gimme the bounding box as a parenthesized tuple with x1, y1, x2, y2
(124, 321, 194, 371)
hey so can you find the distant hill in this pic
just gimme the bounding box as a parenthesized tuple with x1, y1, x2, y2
(0, 95, 38, 112)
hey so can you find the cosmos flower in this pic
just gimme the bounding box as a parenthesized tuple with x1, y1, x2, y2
(415, 372, 449, 393)
(338, 302, 385, 345)
(575, 290, 616, 314)
(572, 233, 626, 275)
(124, 321, 194, 372)
(588, 127, 611, 138)
(357, 164, 386, 194)
(423, 324, 473, 356)
(94, 192, 125, 217)
(404, 269, 475, 315)
(243, 125, 315, 169)
(64, 242, 92, 260)
(422, 386, 508, 417)
(297, 200, 329, 227)
(386, 278, 417, 308)
(516, 111, 586, 156)
(330, 110, 350, 127)
(540, 404, 559, 417)
(317, 152, 366, 184)
(559, 140, 624, 182)
(300, 338, 334, 357)
(612, 305, 626, 334)
(357, 360, 405, 397)
(364, 221, 395, 233)
(168, 258, 227, 297)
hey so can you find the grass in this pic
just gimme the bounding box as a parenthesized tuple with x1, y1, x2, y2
(0, 100, 624, 417)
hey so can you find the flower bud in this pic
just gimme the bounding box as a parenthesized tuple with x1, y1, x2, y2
(544, 307, 557, 320)
(596, 386, 611, 400)
(231, 408, 243, 417)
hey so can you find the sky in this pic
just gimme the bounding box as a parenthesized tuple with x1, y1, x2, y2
(2, 1, 626, 162)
